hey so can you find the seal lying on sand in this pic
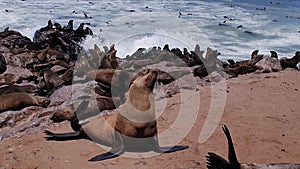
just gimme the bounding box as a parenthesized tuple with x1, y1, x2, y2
(45, 69, 188, 161)
(0, 92, 50, 113)
(206, 125, 300, 169)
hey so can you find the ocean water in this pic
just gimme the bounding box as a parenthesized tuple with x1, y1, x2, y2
(0, 0, 299, 60)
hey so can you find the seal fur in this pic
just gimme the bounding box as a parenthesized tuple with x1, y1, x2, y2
(45, 69, 188, 161)
(0, 92, 50, 113)
(0, 84, 38, 95)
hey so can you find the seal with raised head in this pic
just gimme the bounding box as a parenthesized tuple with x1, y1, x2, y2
(206, 125, 300, 169)
(0, 92, 50, 113)
(280, 51, 300, 69)
(41, 68, 64, 89)
(45, 69, 188, 161)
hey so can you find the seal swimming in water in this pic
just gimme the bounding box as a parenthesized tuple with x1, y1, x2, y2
(45, 69, 188, 161)
(206, 125, 300, 169)
(0, 92, 50, 113)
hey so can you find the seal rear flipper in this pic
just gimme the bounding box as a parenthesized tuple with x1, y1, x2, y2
(44, 130, 84, 141)
(88, 151, 122, 162)
(155, 145, 189, 153)
(206, 152, 230, 169)
(89, 132, 125, 162)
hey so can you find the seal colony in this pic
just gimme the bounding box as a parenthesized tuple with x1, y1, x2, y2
(0, 20, 300, 167)
(206, 125, 300, 169)
(45, 69, 189, 161)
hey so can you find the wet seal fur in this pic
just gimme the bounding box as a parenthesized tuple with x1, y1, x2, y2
(206, 125, 300, 169)
(45, 69, 188, 161)
(0, 92, 50, 113)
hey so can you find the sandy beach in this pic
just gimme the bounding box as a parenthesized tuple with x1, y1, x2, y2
(0, 69, 299, 169)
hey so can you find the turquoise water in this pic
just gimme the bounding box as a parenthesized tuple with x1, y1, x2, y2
(0, 0, 299, 60)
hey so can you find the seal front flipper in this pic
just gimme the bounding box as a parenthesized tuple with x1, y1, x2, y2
(155, 145, 189, 153)
(89, 132, 125, 162)
(152, 135, 189, 153)
(206, 152, 230, 169)
(44, 130, 83, 141)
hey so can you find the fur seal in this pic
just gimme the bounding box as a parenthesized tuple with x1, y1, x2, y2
(280, 51, 300, 69)
(0, 53, 7, 74)
(45, 69, 188, 161)
(0, 92, 50, 113)
(0, 84, 38, 95)
(229, 52, 263, 68)
(85, 69, 132, 101)
(224, 65, 258, 77)
(255, 51, 282, 73)
(250, 49, 264, 60)
(206, 125, 300, 169)
(41, 68, 64, 89)
(50, 96, 120, 122)
(63, 20, 74, 32)
(0, 73, 20, 85)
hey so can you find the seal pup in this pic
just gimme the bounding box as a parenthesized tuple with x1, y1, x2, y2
(45, 69, 188, 161)
(206, 125, 300, 169)
(0, 92, 50, 113)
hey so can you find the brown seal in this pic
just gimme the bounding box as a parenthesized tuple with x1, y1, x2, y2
(0, 84, 38, 95)
(0, 53, 7, 74)
(41, 68, 64, 89)
(45, 69, 188, 161)
(85, 69, 132, 101)
(225, 65, 258, 77)
(280, 51, 300, 69)
(50, 96, 120, 122)
(0, 92, 50, 113)
(206, 125, 300, 169)
(229, 50, 263, 68)
(0, 73, 20, 85)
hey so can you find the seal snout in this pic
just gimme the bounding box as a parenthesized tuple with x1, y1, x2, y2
(146, 70, 158, 90)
